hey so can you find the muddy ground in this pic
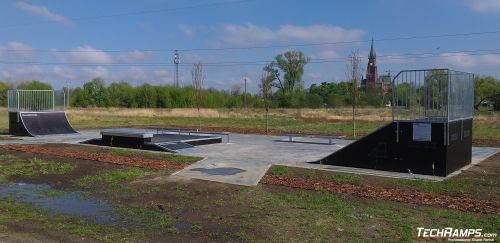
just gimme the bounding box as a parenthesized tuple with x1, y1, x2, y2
(0, 144, 498, 242)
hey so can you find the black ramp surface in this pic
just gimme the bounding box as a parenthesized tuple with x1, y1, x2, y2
(316, 120, 472, 177)
(20, 112, 77, 136)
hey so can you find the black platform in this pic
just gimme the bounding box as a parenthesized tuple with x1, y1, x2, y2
(315, 119, 473, 177)
(83, 128, 222, 153)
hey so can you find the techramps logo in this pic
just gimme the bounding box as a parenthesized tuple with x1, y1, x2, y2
(416, 227, 497, 241)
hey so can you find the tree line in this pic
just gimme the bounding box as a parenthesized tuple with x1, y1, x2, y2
(0, 50, 499, 110)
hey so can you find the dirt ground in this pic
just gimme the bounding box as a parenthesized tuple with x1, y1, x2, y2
(0, 144, 498, 242)
(2, 144, 189, 170)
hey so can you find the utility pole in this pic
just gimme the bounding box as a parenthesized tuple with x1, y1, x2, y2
(244, 76, 247, 109)
(174, 50, 180, 87)
(347, 51, 360, 139)
(385, 70, 392, 107)
(66, 80, 70, 109)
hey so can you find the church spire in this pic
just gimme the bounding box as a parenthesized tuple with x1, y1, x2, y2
(369, 39, 376, 60)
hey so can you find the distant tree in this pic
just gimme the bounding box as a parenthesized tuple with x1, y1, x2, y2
(108, 82, 136, 107)
(346, 51, 361, 138)
(230, 84, 242, 96)
(17, 80, 52, 90)
(264, 50, 310, 96)
(192, 62, 204, 129)
(474, 76, 500, 110)
(70, 87, 87, 107)
(82, 78, 109, 107)
(308, 81, 354, 107)
(155, 86, 172, 108)
(259, 72, 274, 133)
(135, 84, 157, 108)
(305, 93, 324, 108)
(0, 81, 13, 106)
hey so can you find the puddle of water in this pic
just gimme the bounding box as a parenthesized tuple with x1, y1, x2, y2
(190, 167, 246, 176)
(0, 183, 117, 225)
(0, 183, 190, 230)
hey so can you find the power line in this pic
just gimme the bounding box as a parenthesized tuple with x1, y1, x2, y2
(1, 0, 254, 28)
(3, 29, 500, 54)
(1, 50, 499, 67)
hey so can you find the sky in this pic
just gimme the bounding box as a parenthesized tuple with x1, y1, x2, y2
(0, 0, 499, 92)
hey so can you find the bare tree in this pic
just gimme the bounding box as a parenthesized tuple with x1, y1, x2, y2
(346, 51, 361, 139)
(192, 62, 204, 130)
(259, 72, 274, 133)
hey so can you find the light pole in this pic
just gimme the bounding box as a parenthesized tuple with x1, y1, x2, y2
(174, 50, 180, 87)
(66, 80, 70, 109)
(244, 76, 247, 109)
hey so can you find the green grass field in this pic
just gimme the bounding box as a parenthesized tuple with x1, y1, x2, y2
(1, 108, 497, 141)
(62, 108, 499, 142)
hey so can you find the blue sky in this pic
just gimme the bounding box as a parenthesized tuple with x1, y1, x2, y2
(0, 0, 499, 92)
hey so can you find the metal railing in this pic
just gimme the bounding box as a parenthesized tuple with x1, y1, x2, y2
(392, 69, 474, 122)
(7, 89, 66, 112)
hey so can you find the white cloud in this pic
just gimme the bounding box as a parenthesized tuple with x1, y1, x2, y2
(220, 23, 364, 45)
(5, 41, 33, 53)
(439, 52, 500, 68)
(0, 41, 35, 59)
(52, 66, 76, 79)
(122, 67, 147, 80)
(154, 70, 172, 84)
(178, 24, 194, 37)
(83, 66, 110, 79)
(466, 0, 500, 13)
(1, 65, 45, 81)
(15, 1, 73, 27)
(53, 46, 113, 64)
(117, 50, 152, 63)
(313, 50, 341, 59)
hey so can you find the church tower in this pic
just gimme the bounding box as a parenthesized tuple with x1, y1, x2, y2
(365, 39, 378, 90)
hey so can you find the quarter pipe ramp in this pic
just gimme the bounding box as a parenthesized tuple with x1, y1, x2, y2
(9, 111, 77, 136)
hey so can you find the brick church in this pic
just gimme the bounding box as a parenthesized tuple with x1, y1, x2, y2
(361, 40, 391, 92)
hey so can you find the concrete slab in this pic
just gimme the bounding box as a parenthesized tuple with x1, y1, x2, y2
(0, 130, 101, 145)
(172, 160, 270, 186)
(170, 133, 348, 185)
(172, 133, 499, 185)
(1, 129, 498, 186)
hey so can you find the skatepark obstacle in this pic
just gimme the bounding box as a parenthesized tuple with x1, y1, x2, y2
(7, 89, 77, 136)
(82, 128, 222, 153)
(317, 69, 474, 177)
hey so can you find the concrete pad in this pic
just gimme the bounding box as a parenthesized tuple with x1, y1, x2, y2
(174, 133, 499, 185)
(1, 129, 498, 186)
(172, 160, 270, 186)
(0, 130, 101, 145)
(471, 147, 500, 164)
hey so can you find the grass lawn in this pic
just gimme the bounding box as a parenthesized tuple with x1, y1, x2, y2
(0, 107, 497, 241)
(0, 146, 498, 242)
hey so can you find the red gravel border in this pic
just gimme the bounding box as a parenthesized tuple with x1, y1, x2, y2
(1, 144, 186, 170)
(261, 174, 500, 215)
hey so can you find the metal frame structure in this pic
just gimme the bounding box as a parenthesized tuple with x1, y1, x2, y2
(8, 89, 66, 112)
(319, 68, 475, 177)
(392, 69, 474, 122)
(7, 89, 75, 136)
